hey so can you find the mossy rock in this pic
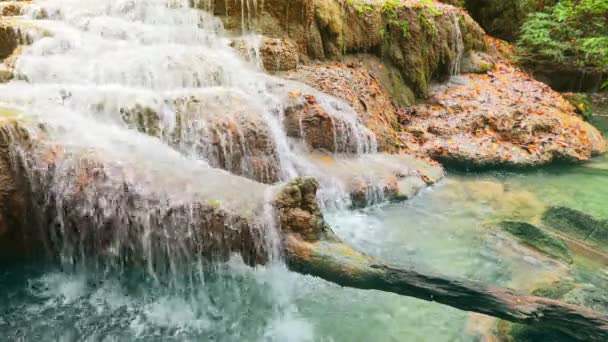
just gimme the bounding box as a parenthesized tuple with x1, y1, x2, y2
(496, 221, 573, 263)
(531, 280, 576, 299)
(542, 206, 608, 252)
(509, 323, 575, 342)
(507, 279, 608, 341)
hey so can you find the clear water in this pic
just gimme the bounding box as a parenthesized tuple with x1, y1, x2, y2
(3, 119, 606, 341)
(1, 1, 608, 341)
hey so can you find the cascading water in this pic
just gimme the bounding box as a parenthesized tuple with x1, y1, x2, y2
(0, 0, 379, 339)
(450, 12, 464, 76)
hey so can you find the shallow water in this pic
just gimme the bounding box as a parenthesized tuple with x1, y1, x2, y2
(3, 118, 607, 341)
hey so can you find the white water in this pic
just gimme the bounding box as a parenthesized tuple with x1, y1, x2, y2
(0, 0, 381, 339)
(450, 12, 464, 76)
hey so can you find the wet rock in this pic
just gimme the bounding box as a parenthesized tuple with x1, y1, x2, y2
(305, 152, 444, 207)
(459, 51, 495, 74)
(0, 21, 18, 60)
(496, 221, 573, 264)
(403, 63, 607, 168)
(274, 177, 330, 242)
(0, 114, 31, 259)
(0, 115, 277, 265)
(120, 94, 282, 184)
(1, 2, 24, 17)
(284, 62, 403, 152)
(259, 38, 299, 72)
(0, 20, 48, 83)
(542, 207, 608, 252)
(231, 37, 299, 72)
(283, 91, 376, 154)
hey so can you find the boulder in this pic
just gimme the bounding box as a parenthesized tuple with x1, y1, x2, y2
(459, 51, 495, 74)
(284, 62, 404, 152)
(403, 63, 607, 168)
(259, 37, 299, 72)
(283, 90, 377, 154)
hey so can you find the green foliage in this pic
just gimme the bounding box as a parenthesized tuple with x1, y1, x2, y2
(382, 0, 409, 37)
(602, 80, 608, 89)
(517, 0, 608, 69)
(347, 0, 375, 15)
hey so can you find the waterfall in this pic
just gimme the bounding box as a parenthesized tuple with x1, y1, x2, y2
(0, 0, 380, 277)
(450, 12, 464, 76)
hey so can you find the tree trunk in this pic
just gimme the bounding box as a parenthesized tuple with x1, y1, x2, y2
(284, 236, 608, 341)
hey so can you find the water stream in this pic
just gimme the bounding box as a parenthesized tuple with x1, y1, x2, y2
(1, 1, 607, 341)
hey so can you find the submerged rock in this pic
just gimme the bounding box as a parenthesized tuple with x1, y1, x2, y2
(496, 221, 573, 264)
(305, 152, 444, 207)
(506, 279, 608, 341)
(403, 63, 607, 168)
(542, 207, 608, 252)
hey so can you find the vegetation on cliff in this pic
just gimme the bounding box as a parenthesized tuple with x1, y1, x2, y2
(517, 0, 608, 71)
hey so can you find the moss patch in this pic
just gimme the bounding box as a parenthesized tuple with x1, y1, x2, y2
(542, 206, 608, 252)
(497, 221, 573, 263)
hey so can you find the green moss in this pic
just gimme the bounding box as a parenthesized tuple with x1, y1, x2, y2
(542, 206, 608, 251)
(314, 0, 344, 55)
(120, 105, 162, 137)
(0, 107, 19, 119)
(531, 281, 576, 299)
(347, 0, 376, 15)
(497, 221, 573, 263)
(509, 323, 573, 342)
(208, 199, 221, 210)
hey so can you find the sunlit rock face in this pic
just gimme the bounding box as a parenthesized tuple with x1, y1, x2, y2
(402, 63, 607, 168)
